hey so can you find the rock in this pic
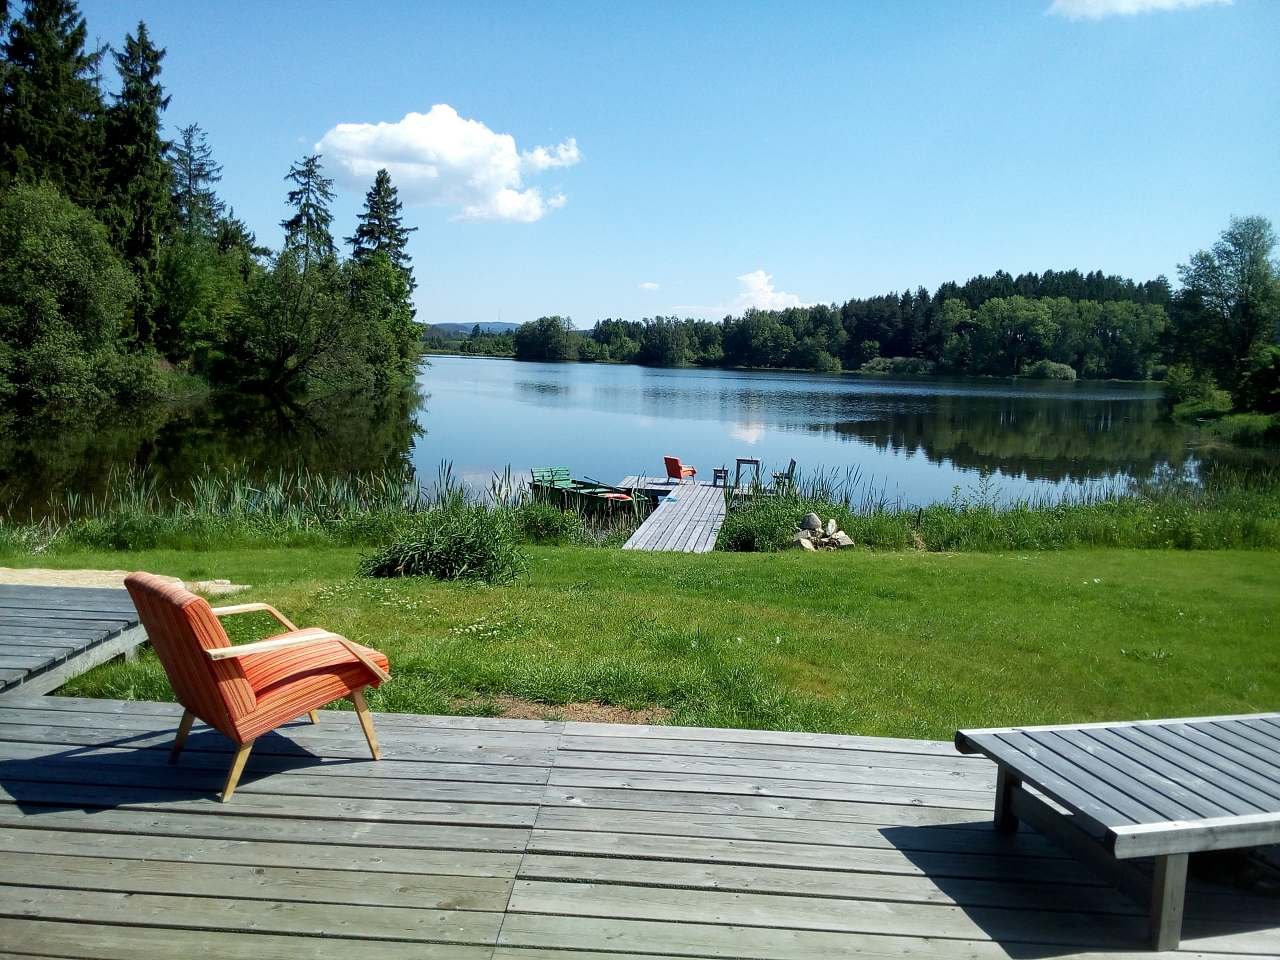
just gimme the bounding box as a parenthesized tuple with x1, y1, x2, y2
(831, 531, 855, 548)
(788, 535, 817, 551)
(824, 518, 837, 536)
(793, 529, 812, 539)
(800, 512, 821, 531)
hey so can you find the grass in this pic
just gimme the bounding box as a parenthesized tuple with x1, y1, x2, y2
(23, 543, 1278, 741)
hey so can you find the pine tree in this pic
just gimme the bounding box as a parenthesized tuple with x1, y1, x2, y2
(101, 21, 171, 342)
(280, 153, 334, 267)
(346, 167, 417, 287)
(0, 0, 105, 205)
(171, 122, 224, 237)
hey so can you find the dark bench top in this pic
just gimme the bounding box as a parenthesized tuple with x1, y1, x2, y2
(956, 713, 1280, 859)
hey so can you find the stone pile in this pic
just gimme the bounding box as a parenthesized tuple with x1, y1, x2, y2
(789, 512, 854, 551)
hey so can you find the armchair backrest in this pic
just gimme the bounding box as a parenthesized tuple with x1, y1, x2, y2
(124, 572, 256, 737)
(664, 456, 685, 479)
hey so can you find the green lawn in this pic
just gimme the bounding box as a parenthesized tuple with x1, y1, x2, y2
(17, 545, 1278, 741)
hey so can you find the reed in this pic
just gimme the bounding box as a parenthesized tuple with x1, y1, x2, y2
(719, 460, 1280, 552)
(0, 460, 644, 553)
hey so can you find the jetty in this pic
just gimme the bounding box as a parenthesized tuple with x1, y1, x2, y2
(620, 477, 726, 553)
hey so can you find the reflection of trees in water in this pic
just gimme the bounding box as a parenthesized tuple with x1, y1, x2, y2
(0, 387, 424, 517)
(804, 393, 1194, 483)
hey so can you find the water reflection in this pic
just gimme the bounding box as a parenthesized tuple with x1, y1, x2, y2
(0, 387, 422, 518)
(1, 356, 1265, 515)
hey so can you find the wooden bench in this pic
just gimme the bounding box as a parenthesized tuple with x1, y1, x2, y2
(957, 713, 1280, 950)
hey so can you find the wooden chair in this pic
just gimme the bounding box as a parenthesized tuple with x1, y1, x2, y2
(664, 456, 696, 483)
(124, 572, 391, 802)
(771, 458, 797, 490)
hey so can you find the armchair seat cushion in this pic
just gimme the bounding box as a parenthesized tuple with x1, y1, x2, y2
(236, 634, 389, 741)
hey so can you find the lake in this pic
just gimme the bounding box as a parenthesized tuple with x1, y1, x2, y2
(0, 355, 1217, 516)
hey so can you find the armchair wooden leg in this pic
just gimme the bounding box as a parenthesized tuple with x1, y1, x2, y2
(308, 710, 320, 724)
(352, 688, 381, 760)
(221, 740, 254, 802)
(169, 710, 194, 764)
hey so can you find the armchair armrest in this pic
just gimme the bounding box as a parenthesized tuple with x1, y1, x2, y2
(211, 602, 299, 632)
(207, 628, 391, 683)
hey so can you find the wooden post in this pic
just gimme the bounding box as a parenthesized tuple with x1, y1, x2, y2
(994, 767, 1020, 834)
(169, 710, 194, 764)
(1150, 853, 1188, 951)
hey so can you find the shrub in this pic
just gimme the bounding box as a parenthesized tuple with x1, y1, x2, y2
(859, 356, 936, 376)
(360, 505, 526, 583)
(1021, 359, 1077, 381)
(718, 493, 855, 552)
(1236, 345, 1280, 414)
(509, 502, 588, 545)
(1164, 364, 1217, 407)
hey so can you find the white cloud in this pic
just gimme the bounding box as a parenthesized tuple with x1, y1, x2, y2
(316, 104, 580, 223)
(675, 269, 810, 317)
(638, 281, 660, 291)
(730, 270, 807, 312)
(1048, 0, 1229, 20)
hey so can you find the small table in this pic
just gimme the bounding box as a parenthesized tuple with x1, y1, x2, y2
(733, 457, 761, 490)
(712, 467, 729, 487)
(957, 713, 1280, 950)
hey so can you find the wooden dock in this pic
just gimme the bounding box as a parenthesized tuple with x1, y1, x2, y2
(0, 585, 146, 698)
(620, 478, 726, 553)
(0, 695, 1276, 957)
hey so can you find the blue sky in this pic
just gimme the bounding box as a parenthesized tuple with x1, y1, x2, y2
(82, 0, 1279, 325)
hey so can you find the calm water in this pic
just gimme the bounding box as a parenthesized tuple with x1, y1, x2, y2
(417, 356, 1191, 504)
(0, 354, 1212, 516)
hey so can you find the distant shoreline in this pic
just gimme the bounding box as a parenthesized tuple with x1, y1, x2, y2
(419, 351, 1160, 387)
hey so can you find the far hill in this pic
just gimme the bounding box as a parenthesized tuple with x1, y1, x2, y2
(426, 322, 519, 336)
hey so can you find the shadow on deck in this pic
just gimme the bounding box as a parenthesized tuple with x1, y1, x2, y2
(0, 696, 1275, 958)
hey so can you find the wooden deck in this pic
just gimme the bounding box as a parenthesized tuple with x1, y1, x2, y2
(0, 695, 1277, 958)
(620, 479, 726, 553)
(0, 586, 145, 698)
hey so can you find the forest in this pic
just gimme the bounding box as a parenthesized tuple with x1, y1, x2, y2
(2, 1, 1276, 424)
(503, 244, 1279, 414)
(0, 1, 421, 415)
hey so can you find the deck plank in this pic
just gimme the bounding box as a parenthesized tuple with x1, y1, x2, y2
(0, 697, 1276, 956)
(0, 586, 145, 697)
(622, 482, 725, 553)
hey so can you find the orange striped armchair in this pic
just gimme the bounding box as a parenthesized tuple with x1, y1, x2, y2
(124, 572, 391, 801)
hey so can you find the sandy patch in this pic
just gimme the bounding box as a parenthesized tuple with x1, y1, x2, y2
(451, 694, 672, 725)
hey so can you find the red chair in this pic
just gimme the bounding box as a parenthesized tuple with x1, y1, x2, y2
(124, 572, 391, 802)
(664, 456, 697, 482)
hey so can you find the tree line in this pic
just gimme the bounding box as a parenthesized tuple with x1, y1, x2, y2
(504, 230, 1278, 412)
(0, 0, 421, 413)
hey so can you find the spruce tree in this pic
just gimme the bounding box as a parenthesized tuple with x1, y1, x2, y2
(171, 122, 224, 237)
(346, 167, 417, 288)
(280, 153, 335, 267)
(0, 0, 105, 205)
(101, 21, 171, 342)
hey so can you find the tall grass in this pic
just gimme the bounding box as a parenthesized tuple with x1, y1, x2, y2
(719, 462, 1280, 552)
(0, 460, 642, 554)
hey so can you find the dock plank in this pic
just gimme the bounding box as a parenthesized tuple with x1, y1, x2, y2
(622, 482, 725, 553)
(0, 696, 1274, 957)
